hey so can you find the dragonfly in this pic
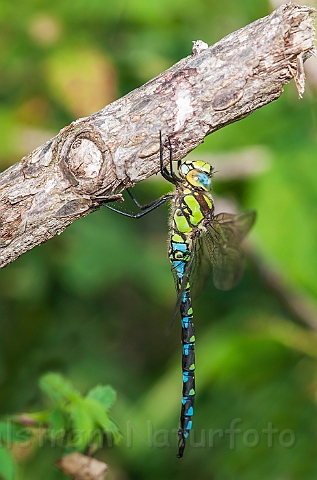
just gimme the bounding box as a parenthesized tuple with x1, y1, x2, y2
(103, 132, 256, 458)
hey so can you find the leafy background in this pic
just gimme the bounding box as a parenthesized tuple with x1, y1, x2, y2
(0, 0, 317, 479)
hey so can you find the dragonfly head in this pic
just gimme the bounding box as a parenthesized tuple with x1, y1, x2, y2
(179, 160, 213, 191)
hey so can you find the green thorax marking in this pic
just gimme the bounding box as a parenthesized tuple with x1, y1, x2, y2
(172, 188, 214, 236)
(184, 195, 204, 225)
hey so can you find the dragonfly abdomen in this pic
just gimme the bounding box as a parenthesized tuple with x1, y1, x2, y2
(169, 233, 196, 458)
(169, 188, 210, 457)
(178, 284, 195, 458)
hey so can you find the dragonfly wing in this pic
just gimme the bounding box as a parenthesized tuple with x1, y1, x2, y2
(188, 236, 212, 298)
(214, 211, 256, 243)
(210, 239, 244, 290)
(203, 211, 256, 291)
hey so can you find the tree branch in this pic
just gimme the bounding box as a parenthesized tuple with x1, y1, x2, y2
(0, 3, 315, 268)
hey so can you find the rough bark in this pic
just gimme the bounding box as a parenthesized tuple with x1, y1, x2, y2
(0, 3, 315, 268)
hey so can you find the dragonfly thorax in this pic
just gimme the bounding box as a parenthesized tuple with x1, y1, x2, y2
(179, 160, 213, 192)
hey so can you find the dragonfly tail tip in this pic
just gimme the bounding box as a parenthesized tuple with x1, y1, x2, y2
(177, 436, 186, 458)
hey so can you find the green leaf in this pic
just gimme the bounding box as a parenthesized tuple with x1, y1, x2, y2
(0, 447, 15, 480)
(39, 373, 80, 404)
(107, 420, 121, 444)
(86, 385, 117, 410)
(84, 399, 121, 444)
(68, 401, 95, 451)
(47, 408, 66, 432)
(84, 399, 111, 430)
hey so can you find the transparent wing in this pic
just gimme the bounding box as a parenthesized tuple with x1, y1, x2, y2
(213, 211, 256, 244)
(168, 210, 256, 328)
(202, 211, 256, 291)
(187, 237, 213, 298)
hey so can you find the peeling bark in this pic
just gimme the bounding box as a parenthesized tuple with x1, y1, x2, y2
(0, 3, 315, 267)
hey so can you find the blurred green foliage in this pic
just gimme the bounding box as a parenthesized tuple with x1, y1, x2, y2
(0, 0, 317, 479)
(0, 374, 119, 480)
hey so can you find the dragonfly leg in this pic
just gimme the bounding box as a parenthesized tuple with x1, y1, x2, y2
(101, 129, 178, 218)
(126, 188, 144, 209)
(160, 131, 178, 184)
(99, 194, 172, 219)
(125, 187, 171, 212)
(167, 136, 181, 183)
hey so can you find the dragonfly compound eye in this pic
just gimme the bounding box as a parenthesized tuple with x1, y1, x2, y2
(186, 170, 211, 191)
